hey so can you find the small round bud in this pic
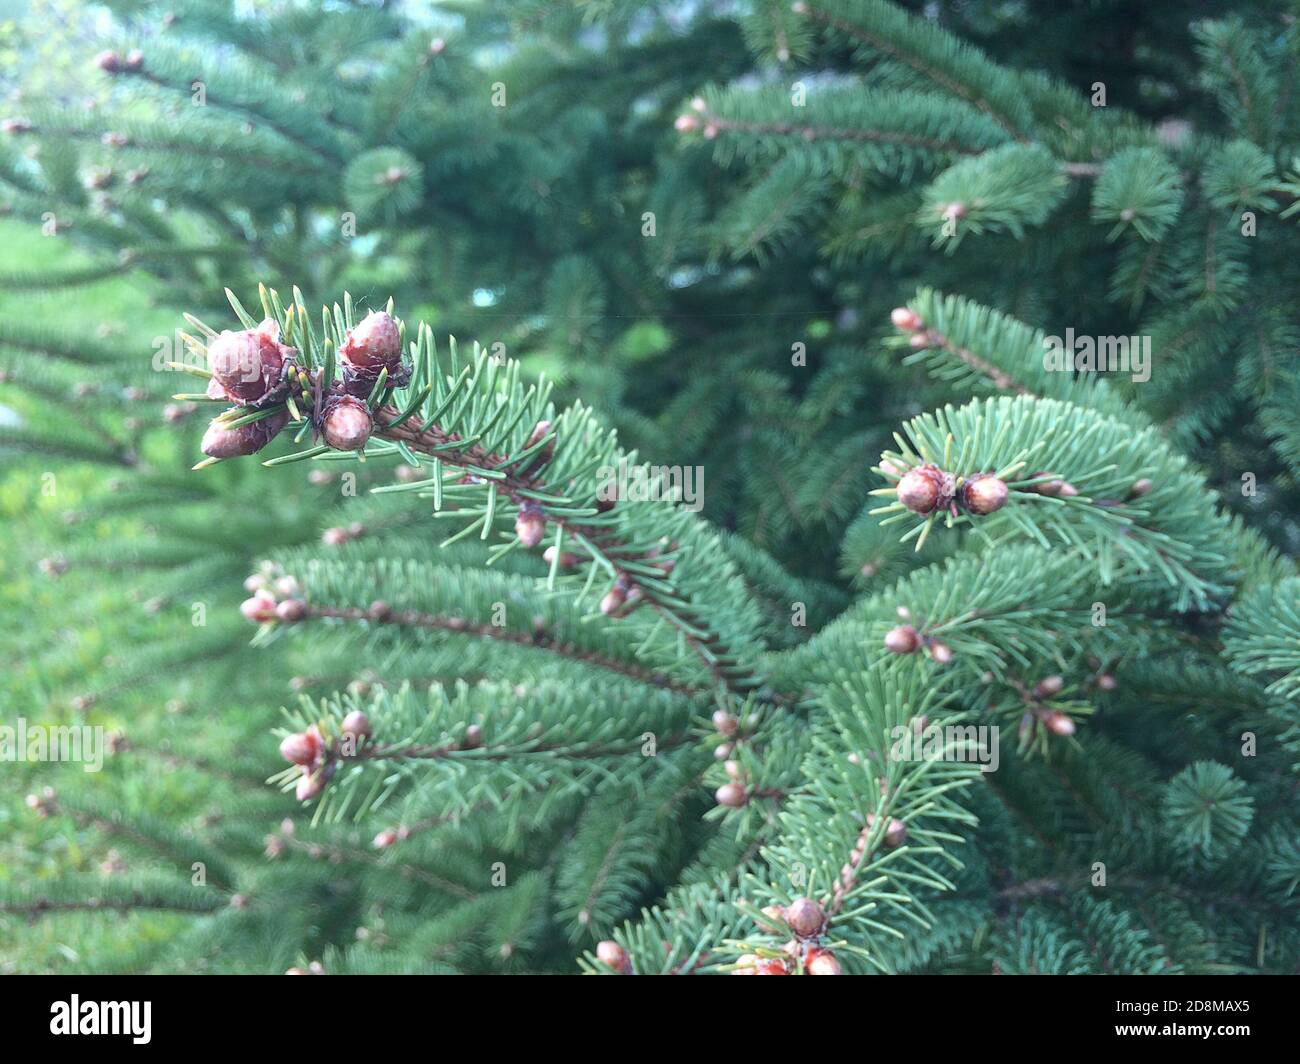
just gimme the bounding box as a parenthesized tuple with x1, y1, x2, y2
(890, 307, 922, 331)
(884, 624, 920, 654)
(240, 592, 278, 623)
(754, 958, 789, 975)
(928, 641, 953, 665)
(515, 505, 546, 548)
(341, 710, 372, 741)
(941, 201, 967, 221)
(279, 730, 322, 766)
(463, 724, 484, 749)
(715, 782, 747, 808)
(321, 396, 373, 452)
(896, 464, 945, 515)
(373, 829, 398, 849)
(340, 311, 402, 372)
(600, 586, 627, 616)
(712, 710, 739, 737)
(805, 947, 843, 975)
(1034, 675, 1064, 698)
(960, 474, 1009, 516)
(296, 770, 326, 802)
(784, 897, 826, 938)
(1130, 478, 1154, 497)
(207, 323, 287, 402)
(368, 600, 391, 621)
(1043, 711, 1076, 736)
(674, 113, 699, 132)
(202, 410, 290, 459)
(543, 546, 579, 568)
(275, 599, 307, 623)
(1097, 673, 1118, 691)
(724, 759, 744, 781)
(94, 50, 122, 73)
(596, 940, 631, 974)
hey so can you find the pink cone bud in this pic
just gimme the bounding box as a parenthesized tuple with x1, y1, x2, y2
(340, 311, 401, 371)
(280, 730, 322, 766)
(321, 396, 373, 452)
(890, 307, 922, 331)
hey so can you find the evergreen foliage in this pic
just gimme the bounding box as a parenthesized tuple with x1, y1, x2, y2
(1, 0, 1297, 975)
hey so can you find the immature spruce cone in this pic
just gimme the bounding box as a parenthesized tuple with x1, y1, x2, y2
(515, 504, 546, 548)
(960, 473, 1009, 515)
(804, 948, 843, 975)
(715, 782, 747, 808)
(596, 940, 631, 974)
(895, 463, 948, 515)
(785, 897, 826, 938)
(884, 624, 921, 654)
(201, 409, 290, 459)
(279, 731, 322, 766)
(340, 311, 405, 397)
(890, 307, 922, 331)
(207, 319, 293, 403)
(341, 710, 372, 742)
(321, 395, 373, 451)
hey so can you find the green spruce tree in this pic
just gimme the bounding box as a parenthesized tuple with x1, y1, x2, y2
(2, 0, 1297, 975)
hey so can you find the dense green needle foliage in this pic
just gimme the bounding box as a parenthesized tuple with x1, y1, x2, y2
(1, 0, 1298, 975)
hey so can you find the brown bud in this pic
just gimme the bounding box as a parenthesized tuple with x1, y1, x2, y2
(1034, 675, 1064, 698)
(805, 947, 843, 975)
(785, 897, 826, 938)
(715, 782, 747, 808)
(515, 505, 546, 548)
(674, 113, 699, 132)
(1097, 673, 1118, 691)
(240, 591, 278, 623)
(463, 724, 484, 749)
(94, 50, 122, 72)
(280, 730, 321, 766)
(207, 321, 289, 402)
(296, 768, 327, 802)
(275, 599, 306, 623)
(596, 940, 631, 974)
(1043, 711, 1076, 736)
(890, 307, 922, 331)
(896, 464, 946, 515)
(960, 474, 1009, 516)
(712, 709, 739, 737)
(869, 812, 907, 848)
(884, 624, 920, 654)
(928, 641, 953, 664)
(341, 710, 372, 742)
(340, 311, 401, 371)
(321, 395, 373, 452)
(600, 585, 627, 616)
(1130, 478, 1154, 497)
(373, 829, 398, 849)
(202, 409, 290, 459)
(543, 546, 579, 569)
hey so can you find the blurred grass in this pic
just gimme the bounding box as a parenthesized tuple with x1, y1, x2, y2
(0, 217, 218, 972)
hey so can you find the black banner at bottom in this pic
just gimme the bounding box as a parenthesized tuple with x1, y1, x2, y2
(3, 973, 1287, 1050)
